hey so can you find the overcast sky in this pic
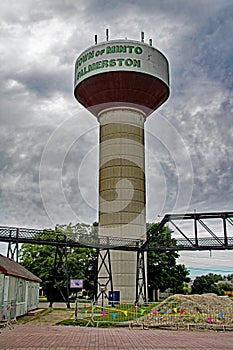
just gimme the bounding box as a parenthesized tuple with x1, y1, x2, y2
(0, 0, 232, 274)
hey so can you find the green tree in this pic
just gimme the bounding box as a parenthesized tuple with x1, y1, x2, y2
(19, 235, 56, 300)
(147, 223, 190, 300)
(19, 223, 98, 302)
(191, 273, 223, 295)
(226, 274, 233, 281)
(217, 282, 233, 295)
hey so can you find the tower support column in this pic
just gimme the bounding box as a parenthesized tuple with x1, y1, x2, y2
(98, 109, 147, 302)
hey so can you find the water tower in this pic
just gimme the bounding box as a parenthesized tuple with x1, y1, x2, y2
(74, 31, 169, 302)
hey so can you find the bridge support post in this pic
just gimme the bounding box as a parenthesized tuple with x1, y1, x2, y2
(7, 228, 19, 262)
(135, 249, 147, 305)
(96, 249, 114, 306)
(49, 234, 70, 308)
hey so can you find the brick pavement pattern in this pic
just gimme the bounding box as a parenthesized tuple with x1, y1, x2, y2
(1, 324, 233, 349)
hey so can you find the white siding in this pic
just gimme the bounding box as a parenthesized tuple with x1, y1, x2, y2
(0, 274, 40, 320)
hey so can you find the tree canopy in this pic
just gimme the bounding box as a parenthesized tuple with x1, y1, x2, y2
(147, 223, 190, 300)
(191, 273, 233, 295)
(19, 223, 98, 302)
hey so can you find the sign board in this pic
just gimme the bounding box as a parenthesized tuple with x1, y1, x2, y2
(70, 279, 83, 289)
(74, 39, 169, 87)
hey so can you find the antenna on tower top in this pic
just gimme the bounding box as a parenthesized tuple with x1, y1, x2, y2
(106, 28, 109, 41)
(141, 32, 144, 42)
(95, 34, 98, 45)
(149, 38, 153, 46)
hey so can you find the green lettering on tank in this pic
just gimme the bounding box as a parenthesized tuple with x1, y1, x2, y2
(106, 46, 115, 54)
(133, 59, 141, 67)
(134, 47, 143, 55)
(126, 45, 134, 53)
(125, 58, 133, 66)
(77, 69, 83, 79)
(102, 60, 108, 68)
(88, 63, 96, 72)
(88, 51, 95, 59)
(116, 45, 127, 53)
(109, 59, 116, 66)
(117, 58, 124, 66)
(95, 61, 102, 69)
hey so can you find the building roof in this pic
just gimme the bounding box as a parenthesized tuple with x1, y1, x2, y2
(0, 254, 42, 283)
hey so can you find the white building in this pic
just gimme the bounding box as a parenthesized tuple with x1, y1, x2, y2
(0, 254, 41, 321)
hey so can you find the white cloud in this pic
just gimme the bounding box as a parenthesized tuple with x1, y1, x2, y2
(0, 0, 232, 270)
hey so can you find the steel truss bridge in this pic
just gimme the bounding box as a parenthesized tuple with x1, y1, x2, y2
(0, 211, 232, 306)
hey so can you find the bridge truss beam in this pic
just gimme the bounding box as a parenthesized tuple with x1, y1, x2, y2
(0, 211, 232, 306)
(141, 211, 233, 252)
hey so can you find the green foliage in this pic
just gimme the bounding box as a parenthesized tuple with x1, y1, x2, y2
(19, 230, 57, 300)
(218, 282, 233, 295)
(191, 273, 222, 295)
(226, 274, 233, 281)
(191, 273, 233, 295)
(19, 223, 98, 301)
(147, 223, 190, 298)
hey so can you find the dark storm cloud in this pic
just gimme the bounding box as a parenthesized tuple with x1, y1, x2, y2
(14, 67, 71, 98)
(172, 3, 233, 90)
(0, 0, 232, 234)
(0, 125, 51, 227)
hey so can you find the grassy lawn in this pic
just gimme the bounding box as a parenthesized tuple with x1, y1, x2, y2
(58, 302, 158, 327)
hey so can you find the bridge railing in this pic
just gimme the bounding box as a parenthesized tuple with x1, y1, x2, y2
(0, 211, 233, 251)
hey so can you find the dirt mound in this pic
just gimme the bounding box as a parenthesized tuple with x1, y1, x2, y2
(154, 293, 233, 315)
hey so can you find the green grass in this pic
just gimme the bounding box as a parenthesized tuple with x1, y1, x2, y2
(58, 318, 92, 327)
(57, 302, 158, 327)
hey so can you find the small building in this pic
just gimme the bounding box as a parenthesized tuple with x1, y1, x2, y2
(0, 254, 41, 321)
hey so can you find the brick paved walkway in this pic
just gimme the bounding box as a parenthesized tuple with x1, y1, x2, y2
(1, 324, 233, 349)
